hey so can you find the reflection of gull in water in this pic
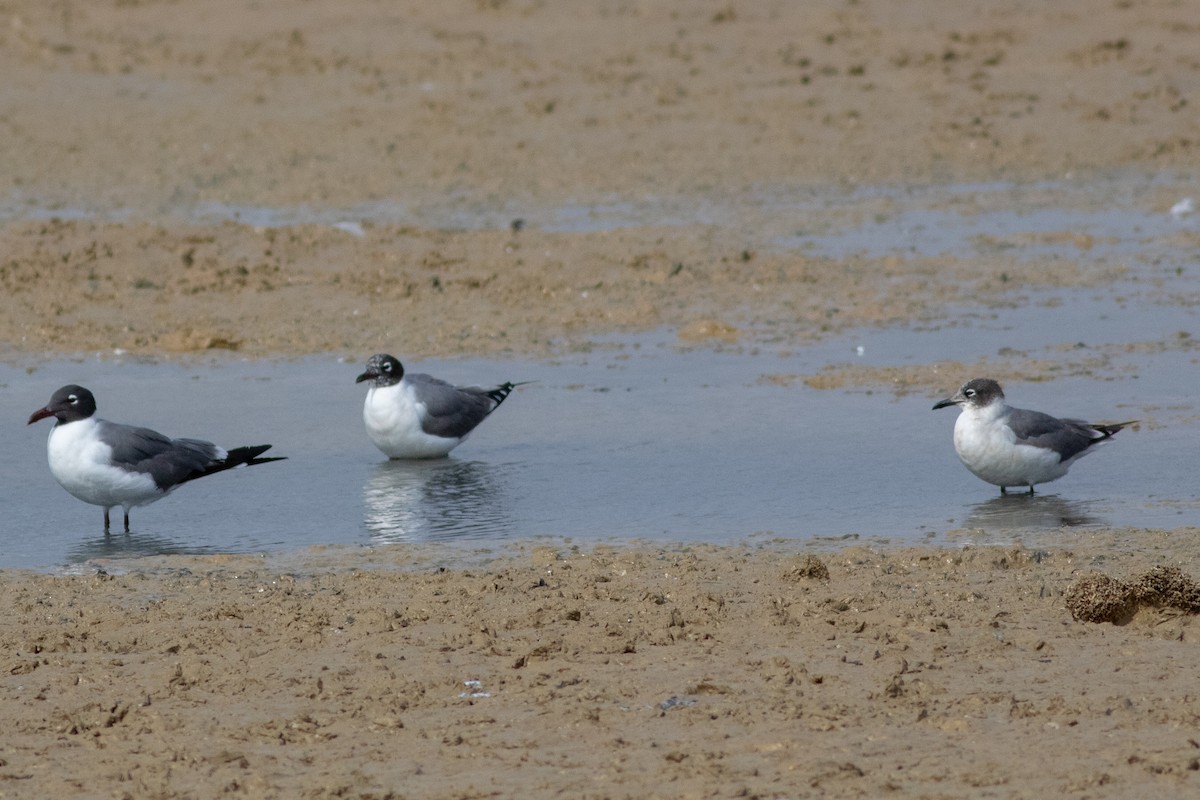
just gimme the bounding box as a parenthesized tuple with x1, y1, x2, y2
(363, 460, 512, 544)
(964, 493, 1105, 532)
(65, 531, 219, 565)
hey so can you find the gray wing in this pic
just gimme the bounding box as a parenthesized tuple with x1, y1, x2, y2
(1007, 408, 1104, 462)
(97, 420, 221, 490)
(408, 373, 500, 439)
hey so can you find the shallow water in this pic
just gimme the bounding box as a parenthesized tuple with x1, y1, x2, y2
(3, 174, 1199, 570)
(2, 328, 1197, 572)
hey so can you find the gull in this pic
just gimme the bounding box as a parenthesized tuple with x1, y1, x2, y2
(28, 384, 284, 531)
(933, 378, 1133, 494)
(355, 353, 525, 459)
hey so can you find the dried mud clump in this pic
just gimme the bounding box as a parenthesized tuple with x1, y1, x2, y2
(1131, 567, 1200, 613)
(783, 554, 830, 582)
(1066, 567, 1200, 624)
(1065, 573, 1137, 623)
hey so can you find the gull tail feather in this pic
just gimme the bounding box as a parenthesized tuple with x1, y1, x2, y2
(1092, 420, 1138, 439)
(186, 445, 286, 483)
(484, 381, 535, 410)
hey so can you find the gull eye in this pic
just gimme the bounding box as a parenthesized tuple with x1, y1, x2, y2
(67, 394, 78, 404)
(964, 389, 975, 398)
(382, 362, 392, 372)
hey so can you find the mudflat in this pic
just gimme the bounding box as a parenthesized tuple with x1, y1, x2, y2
(2, 1, 1199, 797)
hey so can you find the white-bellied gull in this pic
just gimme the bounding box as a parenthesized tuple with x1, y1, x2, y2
(355, 353, 526, 459)
(28, 384, 284, 531)
(933, 377, 1133, 494)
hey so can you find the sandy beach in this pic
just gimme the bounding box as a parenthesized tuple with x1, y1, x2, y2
(3, 1, 1200, 797)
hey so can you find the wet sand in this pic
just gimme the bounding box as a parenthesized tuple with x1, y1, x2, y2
(5, 537, 1200, 798)
(3, 0, 1197, 359)
(3, 1, 1200, 797)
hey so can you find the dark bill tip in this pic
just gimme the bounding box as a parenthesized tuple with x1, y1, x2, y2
(27, 407, 53, 425)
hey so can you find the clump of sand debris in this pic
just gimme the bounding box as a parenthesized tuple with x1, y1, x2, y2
(1065, 566, 1200, 624)
(782, 554, 831, 581)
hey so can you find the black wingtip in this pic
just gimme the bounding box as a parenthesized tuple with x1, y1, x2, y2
(224, 445, 287, 468)
(1094, 420, 1137, 439)
(182, 445, 285, 484)
(484, 380, 533, 409)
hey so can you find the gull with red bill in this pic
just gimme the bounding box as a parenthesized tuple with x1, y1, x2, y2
(28, 384, 284, 531)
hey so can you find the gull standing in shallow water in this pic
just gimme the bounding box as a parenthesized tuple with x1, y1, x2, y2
(355, 353, 526, 459)
(932, 378, 1134, 494)
(28, 385, 285, 532)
